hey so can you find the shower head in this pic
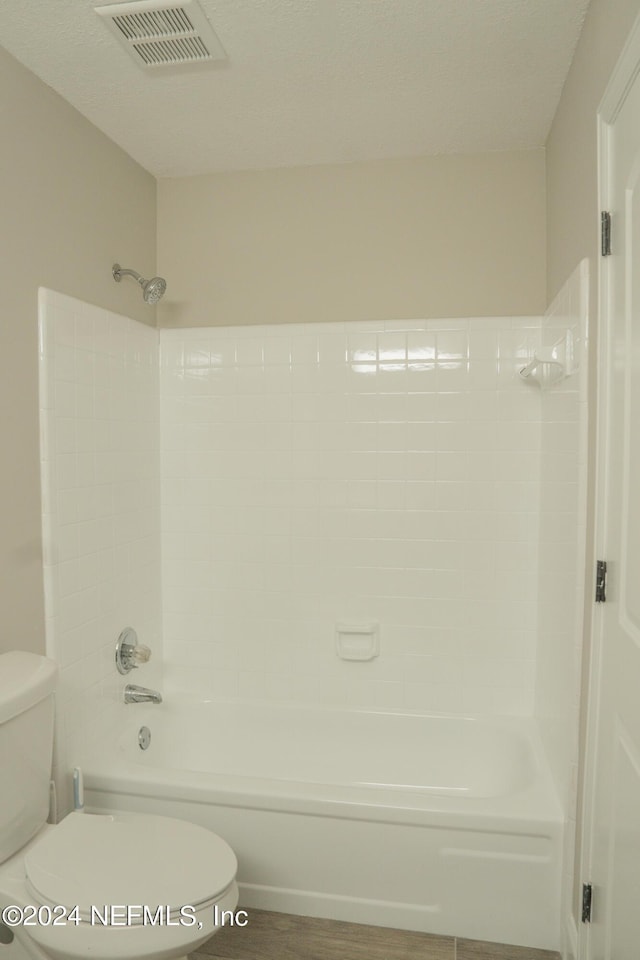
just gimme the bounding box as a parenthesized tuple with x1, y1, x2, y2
(112, 264, 167, 304)
(141, 275, 167, 304)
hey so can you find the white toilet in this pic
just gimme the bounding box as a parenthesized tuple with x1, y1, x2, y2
(0, 651, 239, 960)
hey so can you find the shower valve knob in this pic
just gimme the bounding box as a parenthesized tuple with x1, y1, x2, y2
(131, 644, 151, 665)
(115, 628, 152, 675)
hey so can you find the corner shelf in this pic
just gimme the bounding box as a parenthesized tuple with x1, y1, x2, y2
(519, 329, 576, 389)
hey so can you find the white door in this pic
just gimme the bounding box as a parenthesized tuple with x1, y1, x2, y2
(586, 24, 640, 960)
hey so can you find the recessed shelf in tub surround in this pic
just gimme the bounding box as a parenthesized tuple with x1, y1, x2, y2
(335, 622, 379, 661)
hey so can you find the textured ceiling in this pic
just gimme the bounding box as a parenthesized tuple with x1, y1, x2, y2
(0, 0, 590, 177)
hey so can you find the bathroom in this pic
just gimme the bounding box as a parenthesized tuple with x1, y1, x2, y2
(0, 1, 638, 958)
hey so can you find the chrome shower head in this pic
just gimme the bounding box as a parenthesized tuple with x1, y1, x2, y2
(142, 276, 167, 304)
(112, 264, 167, 304)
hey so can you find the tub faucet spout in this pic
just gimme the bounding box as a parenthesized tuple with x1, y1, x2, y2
(124, 683, 163, 704)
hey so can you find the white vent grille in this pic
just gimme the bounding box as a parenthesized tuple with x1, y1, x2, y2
(95, 0, 226, 69)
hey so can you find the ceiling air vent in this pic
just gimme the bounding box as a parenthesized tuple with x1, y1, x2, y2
(95, 0, 226, 69)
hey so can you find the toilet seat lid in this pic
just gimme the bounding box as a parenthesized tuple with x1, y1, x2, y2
(25, 812, 237, 920)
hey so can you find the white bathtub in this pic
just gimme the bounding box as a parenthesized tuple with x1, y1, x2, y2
(83, 700, 562, 950)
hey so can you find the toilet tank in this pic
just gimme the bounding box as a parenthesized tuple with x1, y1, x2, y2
(0, 652, 58, 863)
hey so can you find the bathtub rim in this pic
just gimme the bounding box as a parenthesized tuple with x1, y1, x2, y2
(82, 701, 563, 834)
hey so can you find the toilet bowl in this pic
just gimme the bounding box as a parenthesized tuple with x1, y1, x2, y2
(0, 651, 239, 960)
(0, 815, 239, 960)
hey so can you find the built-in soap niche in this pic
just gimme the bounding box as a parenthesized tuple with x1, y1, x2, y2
(335, 622, 380, 661)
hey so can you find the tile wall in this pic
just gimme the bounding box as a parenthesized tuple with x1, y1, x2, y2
(36, 285, 587, 923)
(532, 260, 589, 954)
(39, 288, 162, 814)
(160, 316, 543, 715)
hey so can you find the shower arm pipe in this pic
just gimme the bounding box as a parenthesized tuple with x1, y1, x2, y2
(113, 265, 144, 285)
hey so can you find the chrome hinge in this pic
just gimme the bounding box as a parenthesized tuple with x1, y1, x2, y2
(582, 882, 593, 923)
(601, 211, 611, 256)
(596, 560, 607, 603)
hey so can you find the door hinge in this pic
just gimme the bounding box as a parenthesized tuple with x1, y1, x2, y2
(596, 560, 607, 603)
(601, 211, 611, 256)
(582, 882, 593, 923)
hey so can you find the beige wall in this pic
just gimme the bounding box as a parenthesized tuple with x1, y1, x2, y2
(157, 150, 546, 328)
(0, 47, 157, 656)
(547, 0, 640, 301)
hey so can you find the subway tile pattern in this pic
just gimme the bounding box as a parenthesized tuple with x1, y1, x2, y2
(160, 316, 543, 715)
(39, 288, 162, 814)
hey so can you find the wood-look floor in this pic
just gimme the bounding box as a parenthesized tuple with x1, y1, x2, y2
(189, 909, 559, 960)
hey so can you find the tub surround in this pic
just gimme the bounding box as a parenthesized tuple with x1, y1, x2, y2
(38, 293, 585, 952)
(160, 315, 543, 715)
(38, 289, 162, 813)
(534, 261, 589, 956)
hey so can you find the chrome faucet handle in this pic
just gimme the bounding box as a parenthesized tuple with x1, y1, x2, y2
(116, 628, 152, 675)
(131, 644, 151, 665)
